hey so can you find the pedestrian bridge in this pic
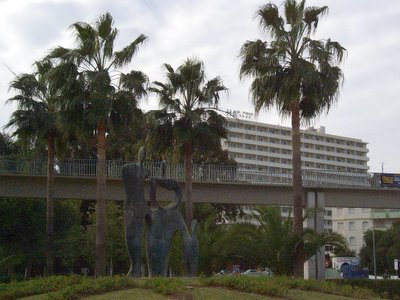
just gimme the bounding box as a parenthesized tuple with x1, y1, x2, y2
(0, 158, 399, 208)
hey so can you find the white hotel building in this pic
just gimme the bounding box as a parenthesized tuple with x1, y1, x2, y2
(222, 117, 369, 173)
(222, 116, 400, 254)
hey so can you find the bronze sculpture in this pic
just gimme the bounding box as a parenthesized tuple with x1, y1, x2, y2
(122, 147, 198, 277)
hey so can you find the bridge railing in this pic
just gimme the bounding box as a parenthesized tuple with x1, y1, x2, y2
(0, 158, 380, 188)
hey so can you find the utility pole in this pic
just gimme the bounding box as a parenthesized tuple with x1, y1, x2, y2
(372, 208, 377, 279)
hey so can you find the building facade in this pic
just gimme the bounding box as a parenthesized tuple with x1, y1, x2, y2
(332, 208, 400, 254)
(223, 117, 369, 173)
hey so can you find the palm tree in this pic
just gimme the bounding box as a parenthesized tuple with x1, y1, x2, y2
(147, 58, 227, 228)
(219, 206, 347, 276)
(47, 12, 148, 276)
(239, 0, 345, 277)
(5, 59, 59, 275)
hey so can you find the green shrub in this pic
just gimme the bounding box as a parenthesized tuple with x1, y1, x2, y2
(0, 275, 83, 299)
(331, 278, 400, 299)
(200, 276, 375, 299)
(47, 276, 136, 300)
(0, 275, 136, 300)
(199, 275, 288, 297)
(143, 277, 185, 295)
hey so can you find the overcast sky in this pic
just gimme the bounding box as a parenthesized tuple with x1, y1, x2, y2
(0, 0, 399, 173)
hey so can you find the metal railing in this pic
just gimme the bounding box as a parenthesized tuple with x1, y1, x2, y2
(0, 158, 381, 188)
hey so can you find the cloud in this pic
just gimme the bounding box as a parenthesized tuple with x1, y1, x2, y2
(0, 0, 399, 172)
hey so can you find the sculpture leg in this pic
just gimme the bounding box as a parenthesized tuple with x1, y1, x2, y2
(184, 220, 199, 277)
(125, 213, 144, 277)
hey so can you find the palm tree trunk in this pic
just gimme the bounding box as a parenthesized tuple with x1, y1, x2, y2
(184, 141, 193, 229)
(95, 121, 107, 277)
(291, 103, 305, 278)
(45, 134, 55, 276)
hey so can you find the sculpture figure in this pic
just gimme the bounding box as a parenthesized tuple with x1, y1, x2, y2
(147, 177, 199, 276)
(121, 147, 148, 277)
(122, 147, 199, 277)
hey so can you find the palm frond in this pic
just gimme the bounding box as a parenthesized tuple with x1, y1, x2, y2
(119, 70, 149, 96)
(113, 34, 147, 67)
(257, 3, 284, 38)
(284, 0, 304, 25)
(71, 22, 97, 59)
(96, 12, 114, 39)
(303, 5, 329, 33)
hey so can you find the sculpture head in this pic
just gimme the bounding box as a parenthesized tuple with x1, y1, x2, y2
(122, 146, 149, 191)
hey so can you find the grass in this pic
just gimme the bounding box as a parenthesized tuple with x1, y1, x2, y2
(1, 275, 384, 300)
(81, 288, 167, 299)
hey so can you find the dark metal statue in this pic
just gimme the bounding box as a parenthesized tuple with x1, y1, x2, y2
(122, 147, 199, 277)
(121, 147, 149, 277)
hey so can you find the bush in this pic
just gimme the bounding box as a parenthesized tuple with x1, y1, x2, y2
(200, 275, 374, 299)
(270, 277, 373, 299)
(199, 275, 288, 297)
(47, 276, 136, 300)
(0, 275, 82, 299)
(0, 275, 136, 300)
(331, 278, 400, 299)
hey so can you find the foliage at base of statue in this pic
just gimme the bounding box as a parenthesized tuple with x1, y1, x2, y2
(331, 278, 400, 299)
(46, 276, 136, 300)
(199, 275, 288, 297)
(0, 276, 187, 299)
(143, 277, 185, 295)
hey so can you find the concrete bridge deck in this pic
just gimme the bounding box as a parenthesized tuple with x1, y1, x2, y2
(1, 173, 399, 208)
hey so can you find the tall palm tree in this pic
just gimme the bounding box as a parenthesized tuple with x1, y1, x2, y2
(148, 58, 227, 228)
(47, 12, 147, 276)
(5, 59, 59, 275)
(239, 0, 345, 277)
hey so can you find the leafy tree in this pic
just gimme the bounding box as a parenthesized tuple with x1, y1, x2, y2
(239, 0, 345, 277)
(194, 202, 244, 225)
(147, 58, 227, 228)
(0, 199, 45, 279)
(0, 132, 20, 158)
(57, 201, 129, 275)
(48, 12, 148, 276)
(218, 206, 347, 276)
(195, 216, 227, 275)
(5, 60, 62, 275)
(359, 226, 400, 275)
(333, 243, 356, 257)
(0, 199, 81, 278)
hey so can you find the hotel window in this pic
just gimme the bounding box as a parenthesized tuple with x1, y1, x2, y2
(349, 237, 356, 245)
(348, 208, 355, 214)
(281, 207, 290, 214)
(349, 222, 356, 231)
(362, 221, 369, 231)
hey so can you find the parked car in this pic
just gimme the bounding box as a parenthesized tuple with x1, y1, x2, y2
(241, 268, 274, 277)
(241, 269, 258, 275)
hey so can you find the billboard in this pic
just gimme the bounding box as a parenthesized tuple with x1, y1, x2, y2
(381, 173, 400, 188)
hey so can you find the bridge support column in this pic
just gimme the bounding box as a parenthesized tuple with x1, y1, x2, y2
(304, 191, 326, 280)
